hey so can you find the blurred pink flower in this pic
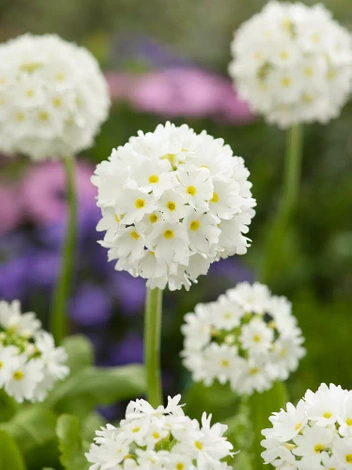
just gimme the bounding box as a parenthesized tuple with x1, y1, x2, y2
(0, 184, 22, 234)
(106, 68, 253, 124)
(20, 160, 97, 226)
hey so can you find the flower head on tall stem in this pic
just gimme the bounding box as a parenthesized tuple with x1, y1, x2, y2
(93, 122, 256, 291)
(229, 1, 352, 128)
(0, 34, 110, 160)
(181, 282, 305, 395)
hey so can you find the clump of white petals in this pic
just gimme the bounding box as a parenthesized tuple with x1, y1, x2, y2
(86, 394, 234, 470)
(181, 282, 305, 395)
(262, 383, 352, 469)
(93, 122, 256, 291)
(0, 300, 69, 403)
(0, 34, 110, 160)
(229, 1, 352, 128)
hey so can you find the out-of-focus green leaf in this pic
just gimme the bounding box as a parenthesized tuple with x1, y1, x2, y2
(0, 404, 57, 454)
(61, 335, 94, 375)
(0, 390, 19, 423)
(232, 451, 252, 469)
(0, 429, 26, 470)
(224, 398, 253, 452)
(47, 364, 145, 417)
(81, 412, 105, 450)
(56, 414, 89, 470)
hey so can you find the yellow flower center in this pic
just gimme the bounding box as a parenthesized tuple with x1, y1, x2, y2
(53, 97, 62, 107)
(281, 77, 292, 87)
(13, 370, 24, 381)
(194, 441, 203, 450)
(314, 444, 326, 453)
(346, 454, 352, 463)
(346, 418, 352, 426)
(304, 67, 313, 77)
(39, 111, 49, 121)
(0, 361, 2, 369)
(26, 89, 34, 97)
(148, 175, 159, 184)
(149, 214, 158, 224)
(176, 464, 185, 470)
(56, 73, 65, 81)
(161, 153, 176, 165)
(20, 62, 41, 73)
(249, 368, 259, 375)
(221, 359, 229, 368)
(327, 70, 336, 81)
(311, 33, 320, 43)
(211, 192, 219, 203)
(224, 312, 231, 319)
(135, 198, 145, 209)
(253, 335, 261, 343)
(163, 229, 174, 239)
(190, 220, 200, 231)
(152, 432, 160, 439)
(294, 422, 302, 431)
(187, 186, 197, 196)
(280, 51, 289, 60)
(130, 231, 139, 240)
(323, 412, 332, 419)
(166, 201, 176, 211)
(115, 214, 120, 223)
(132, 426, 140, 433)
(302, 93, 313, 103)
(17, 112, 25, 121)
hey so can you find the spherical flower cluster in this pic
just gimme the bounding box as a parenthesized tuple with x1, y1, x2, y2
(262, 383, 352, 469)
(229, 1, 352, 128)
(93, 122, 256, 291)
(0, 34, 110, 160)
(0, 300, 69, 402)
(86, 394, 234, 470)
(181, 282, 305, 395)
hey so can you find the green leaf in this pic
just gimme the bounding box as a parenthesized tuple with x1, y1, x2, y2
(81, 413, 105, 451)
(0, 430, 26, 470)
(224, 398, 253, 452)
(247, 381, 289, 470)
(0, 404, 57, 454)
(232, 451, 253, 469)
(0, 389, 19, 423)
(48, 364, 146, 417)
(61, 335, 94, 374)
(56, 415, 89, 470)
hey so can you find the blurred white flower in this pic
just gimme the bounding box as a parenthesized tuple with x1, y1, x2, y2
(181, 282, 305, 395)
(0, 34, 110, 160)
(93, 122, 256, 291)
(0, 300, 69, 403)
(229, 1, 352, 128)
(262, 383, 352, 469)
(86, 394, 234, 470)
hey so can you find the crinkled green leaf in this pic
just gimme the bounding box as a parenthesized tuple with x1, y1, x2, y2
(0, 404, 57, 454)
(47, 364, 146, 417)
(56, 414, 89, 470)
(61, 335, 94, 374)
(0, 429, 26, 470)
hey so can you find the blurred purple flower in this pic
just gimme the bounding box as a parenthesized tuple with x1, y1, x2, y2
(113, 272, 146, 316)
(20, 160, 97, 227)
(0, 184, 22, 235)
(0, 258, 27, 301)
(209, 258, 255, 283)
(110, 333, 143, 366)
(118, 67, 253, 123)
(69, 283, 113, 327)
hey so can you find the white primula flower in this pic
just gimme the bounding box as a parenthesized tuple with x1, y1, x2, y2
(229, 1, 352, 128)
(93, 122, 256, 291)
(0, 34, 110, 160)
(262, 383, 352, 469)
(0, 300, 69, 402)
(181, 282, 305, 395)
(86, 395, 235, 470)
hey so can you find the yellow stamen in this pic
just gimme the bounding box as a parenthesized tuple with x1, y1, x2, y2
(281, 77, 292, 87)
(13, 370, 24, 381)
(323, 412, 332, 419)
(135, 198, 145, 209)
(17, 112, 25, 121)
(148, 175, 159, 184)
(166, 201, 176, 211)
(53, 97, 62, 107)
(115, 214, 120, 223)
(221, 359, 229, 368)
(294, 422, 302, 431)
(253, 335, 261, 343)
(346, 454, 352, 463)
(130, 231, 139, 240)
(39, 111, 49, 121)
(149, 214, 158, 224)
(152, 432, 160, 439)
(163, 229, 174, 239)
(211, 192, 219, 203)
(194, 441, 203, 450)
(190, 220, 200, 231)
(26, 89, 34, 97)
(314, 444, 326, 453)
(176, 464, 185, 470)
(186, 185, 197, 196)
(132, 426, 140, 433)
(346, 418, 352, 426)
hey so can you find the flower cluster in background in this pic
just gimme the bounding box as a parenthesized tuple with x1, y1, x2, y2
(0, 34, 110, 160)
(182, 282, 305, 395)
(86, 395, 234, 469)
(93, 121, 256, 290)
(229, 1, 352, 128)
(0, 300, 68, 402)
(262, 383, 352, 469)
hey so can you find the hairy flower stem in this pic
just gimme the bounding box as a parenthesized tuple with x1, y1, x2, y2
(262, 124, 303, 284)
(144, 287, 163, 407)
(50, 155, 77, 344)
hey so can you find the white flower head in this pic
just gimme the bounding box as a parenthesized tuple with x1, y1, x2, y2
(0, 34, 110, 160)
(229, 1, 352, 128)
(86, 395, 235, 470)
(262, 383, 352, 469)
(181, 282, 305, 395)
(0, 300, 69, 403)
(93, 122, 256, 291)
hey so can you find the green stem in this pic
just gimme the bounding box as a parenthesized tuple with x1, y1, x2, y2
(144, 287, 163, 407)
(261, 124, 303, 284)
(50, 155, 77, 344)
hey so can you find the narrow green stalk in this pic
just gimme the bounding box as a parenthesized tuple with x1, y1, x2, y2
(50, 155, 77, 344)
(144, 287, 163, 407)
(261, 124, 303, 284)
